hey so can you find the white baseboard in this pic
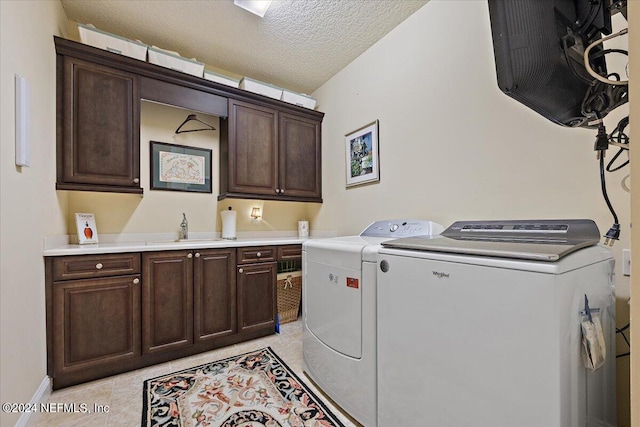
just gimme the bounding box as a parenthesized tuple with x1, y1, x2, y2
(14, 376, 51, 427)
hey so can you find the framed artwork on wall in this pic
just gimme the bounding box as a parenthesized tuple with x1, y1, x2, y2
(150, 141, 212, 193)
(345, 120, 380, 188)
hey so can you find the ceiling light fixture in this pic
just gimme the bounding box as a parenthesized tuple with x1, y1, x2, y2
(234, 0, 272, 18)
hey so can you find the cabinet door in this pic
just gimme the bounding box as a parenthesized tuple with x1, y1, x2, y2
(227, 99, 279, 196)
(59, 57, 140, 192)
(52, 275, 141, 375)
(142, 251, 193, 354)
(279, 113, 322, 200)
(194, 248, 236, 342)
(237, 262, 277, 333)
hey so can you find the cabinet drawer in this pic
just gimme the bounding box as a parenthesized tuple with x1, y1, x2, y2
(278, 245, 302, 260)
(237, 246, 277, 264)
(53, 253, 141, 281)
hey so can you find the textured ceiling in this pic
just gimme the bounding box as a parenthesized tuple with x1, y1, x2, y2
(60, 0, 429, 94)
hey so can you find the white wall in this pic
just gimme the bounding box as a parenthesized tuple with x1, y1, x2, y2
(0, 1, 69, 426)
(311, 1, 631, 424)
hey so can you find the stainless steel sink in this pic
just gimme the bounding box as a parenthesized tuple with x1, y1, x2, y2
(146, 238, 223, 246)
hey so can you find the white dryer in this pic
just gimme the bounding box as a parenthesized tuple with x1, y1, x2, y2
(377, 220, 617, 427)
(302, 220, 443, 427)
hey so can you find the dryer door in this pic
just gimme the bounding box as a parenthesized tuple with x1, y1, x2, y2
(305, 257, 362, 358)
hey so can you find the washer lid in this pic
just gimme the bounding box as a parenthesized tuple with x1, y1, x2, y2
(381, 219, 601, 261)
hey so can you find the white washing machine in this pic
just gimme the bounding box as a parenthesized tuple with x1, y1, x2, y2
(376, 220, 617, 427)
(302, 220, 444, 427)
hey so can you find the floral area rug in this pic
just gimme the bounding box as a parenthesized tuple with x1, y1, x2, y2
(142, 347, 345, 427)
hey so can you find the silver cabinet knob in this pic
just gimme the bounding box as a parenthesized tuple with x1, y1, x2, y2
(133, 278, 140, 284)
(275, 189, 280, 194)
(238, 268, 244, 273)
(133, 178, 140, 184)
(256, 252, 262, 258)
(195, 252, 200, 258)
(95, 263, 103, 270)
(280, 189, 285, 194)
(187, 253, 193, 259)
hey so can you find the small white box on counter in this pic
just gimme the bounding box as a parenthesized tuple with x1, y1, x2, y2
(78, 23, 147, 61)
(204, 70, 240, 88)
(148, 46, 204, 77)
(281, 89, 317, 109)
(239, 77, 283, 100)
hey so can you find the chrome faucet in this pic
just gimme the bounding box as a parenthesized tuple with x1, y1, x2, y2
(180, 213, 188, 240)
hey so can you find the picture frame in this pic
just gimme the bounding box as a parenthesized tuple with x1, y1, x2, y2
(150, 141, 212, 193)
(75, 213, 99, 244)
(345, 120, 380, 187)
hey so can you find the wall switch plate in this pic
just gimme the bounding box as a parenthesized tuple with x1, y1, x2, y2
(622, 249, 631, 276)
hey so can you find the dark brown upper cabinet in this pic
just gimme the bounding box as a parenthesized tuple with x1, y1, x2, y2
(54, 36, 323, 200)
(219, 99, 322, 202)
(222, 100, 279, 198)
(279, 113, 322, 200)
(57, 57, 141, 193)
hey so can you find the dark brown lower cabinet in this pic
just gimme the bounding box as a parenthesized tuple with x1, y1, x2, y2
(237, 262, 277, 334)
(142, 250, 194, 354)
(46, 245, 295, 389)
(45, 252, 143, 389)
(142, 248, 237, 353)
(194, 248, 237, 342)
(52, 275, 141, 375)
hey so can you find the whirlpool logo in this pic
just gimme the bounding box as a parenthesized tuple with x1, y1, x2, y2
(432, 271, 450, 279)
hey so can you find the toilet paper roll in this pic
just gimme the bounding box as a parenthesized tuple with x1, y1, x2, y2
(298, 220, 309, 237)
(221, 209, 237, 240)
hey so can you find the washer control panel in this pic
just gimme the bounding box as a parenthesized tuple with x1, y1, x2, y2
(443, 219, 600, 244)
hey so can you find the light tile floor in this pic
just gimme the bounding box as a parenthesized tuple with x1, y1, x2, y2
(34, 319, 360, 427)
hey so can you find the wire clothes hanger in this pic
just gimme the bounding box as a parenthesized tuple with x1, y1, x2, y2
(175, 114, 216, 134)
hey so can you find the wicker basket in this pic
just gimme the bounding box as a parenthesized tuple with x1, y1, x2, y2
(276, 271, 302, 324)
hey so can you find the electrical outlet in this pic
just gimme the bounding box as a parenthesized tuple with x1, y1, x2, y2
(622, 249, 631, 276)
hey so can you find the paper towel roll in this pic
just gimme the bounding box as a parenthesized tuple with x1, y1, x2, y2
(220, 208, 237, 240)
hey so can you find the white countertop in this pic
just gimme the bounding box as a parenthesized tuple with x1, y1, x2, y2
(43, 236, 311, 257)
